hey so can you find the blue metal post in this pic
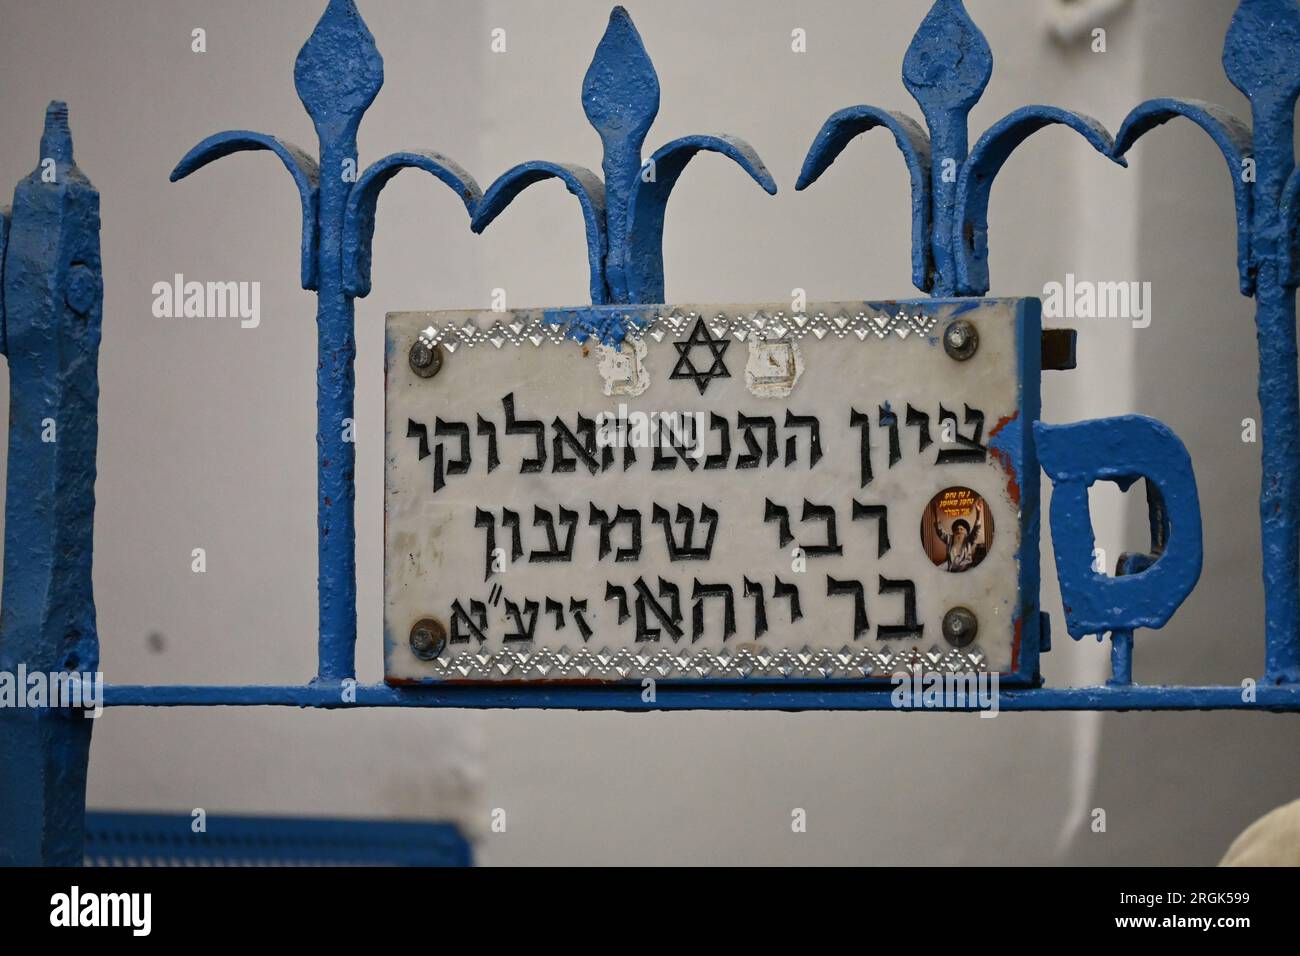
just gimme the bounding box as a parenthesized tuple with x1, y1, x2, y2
(294, 1, 383, 682)
(0, 104, 103, 865)
(1254, 270, 1300, 684)
(1223, 0, 1300, 684)
(1108, 632, 1134, 686)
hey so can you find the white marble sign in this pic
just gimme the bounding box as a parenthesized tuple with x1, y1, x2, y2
(384, 300, 1038, 684)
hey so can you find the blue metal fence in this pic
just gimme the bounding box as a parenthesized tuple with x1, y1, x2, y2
(2, 0, 1299, 866)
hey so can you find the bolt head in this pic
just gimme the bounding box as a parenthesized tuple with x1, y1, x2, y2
(942, 319, 979, 361)
(942, 606, 979, 648)
(409, 618, 447, 660)
(409, 340, 443, 378)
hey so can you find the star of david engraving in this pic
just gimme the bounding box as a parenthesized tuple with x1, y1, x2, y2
(670, 319, 731, 394)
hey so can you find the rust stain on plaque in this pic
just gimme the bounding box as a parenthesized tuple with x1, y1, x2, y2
(987, 412, 1021, 507)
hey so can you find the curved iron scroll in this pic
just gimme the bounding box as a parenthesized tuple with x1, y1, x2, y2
(471, 7, 777, 308)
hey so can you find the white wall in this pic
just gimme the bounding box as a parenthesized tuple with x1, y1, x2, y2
(0, 0, 1293, 865)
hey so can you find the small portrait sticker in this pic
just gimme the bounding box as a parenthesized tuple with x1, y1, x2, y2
(921, 486, 994, 573)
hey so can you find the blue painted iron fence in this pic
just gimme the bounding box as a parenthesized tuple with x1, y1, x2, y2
(1, 0, 1298, 865)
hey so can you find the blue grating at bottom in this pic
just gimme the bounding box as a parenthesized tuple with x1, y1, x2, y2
(83, 811, 472, 867)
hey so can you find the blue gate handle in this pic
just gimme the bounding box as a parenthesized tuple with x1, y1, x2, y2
(1035, 416, 1203, 639)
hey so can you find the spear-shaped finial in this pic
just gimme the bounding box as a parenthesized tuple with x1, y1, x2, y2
(583, 6, 661, 302)
(902, 0, 992, 117)
(582, 7, 660, 153)
(40, 101, 74, 166)
(1224, 0, 1300, 106)
(900, 0, 994, 295)
(295, 0, 384, 137)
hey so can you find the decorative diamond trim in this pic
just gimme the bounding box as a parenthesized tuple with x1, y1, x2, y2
(414, 309, 938, 351)
(419, 643, 987, 680)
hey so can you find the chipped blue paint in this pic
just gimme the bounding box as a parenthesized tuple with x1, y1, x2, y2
(472, 7, 776, 306)
(541, 305, 656, 348)
(986, 405, 1023, 466)
(998, 299, 1040, 681)
(170, 0, 480, 681)
(993, 299, 1042, 683)
(0, 105, 103, 865)
(1036, 417, 1203, 639)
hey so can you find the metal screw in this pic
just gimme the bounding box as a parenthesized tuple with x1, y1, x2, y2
(409, 340, 443, 378)
(943, 319, 979, 361)
(409, 618, 447, 660)
(942, 606, 979, 648)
